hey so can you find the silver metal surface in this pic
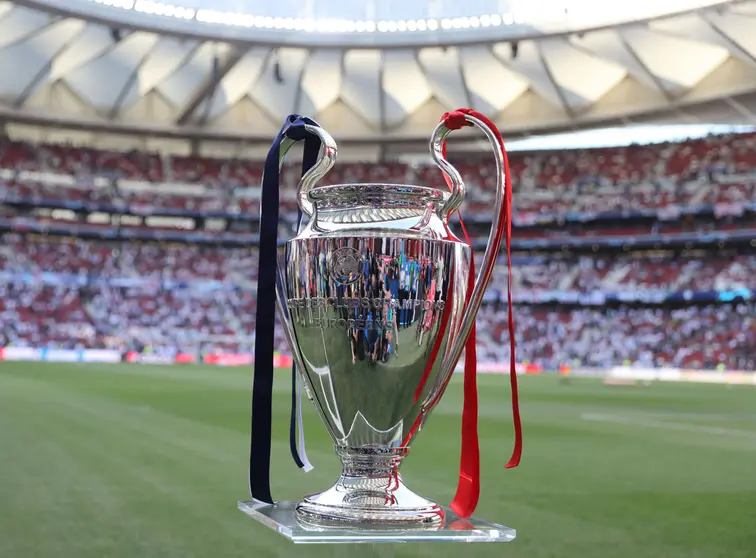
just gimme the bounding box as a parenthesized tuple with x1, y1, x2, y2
(296, 123, 338, 217)
(274, 113, 508, 527)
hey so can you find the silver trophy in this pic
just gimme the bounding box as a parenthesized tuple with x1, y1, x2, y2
(264, 112, 509, 529)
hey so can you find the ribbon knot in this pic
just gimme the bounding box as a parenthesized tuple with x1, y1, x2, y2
(285, 119, 316, 141)
(442, 110, 473, 131)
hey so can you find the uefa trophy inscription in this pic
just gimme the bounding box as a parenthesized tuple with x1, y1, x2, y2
(287, 296, 446, 310)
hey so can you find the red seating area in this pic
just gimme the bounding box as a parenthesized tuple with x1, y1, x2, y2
(477, 305, 756, 371)
(1, 131, 754, 368)
(0, 235, 753, 369)
(493, 255, 755, 294)
(0, 283, 102, 348)
(5, 130, 754, 185)
(1, 176, 752, 229)
(1, 235, 751, 295)
(1, 132, 755, 219)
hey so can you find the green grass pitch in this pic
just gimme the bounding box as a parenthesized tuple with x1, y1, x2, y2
(1, 362, 755, 558)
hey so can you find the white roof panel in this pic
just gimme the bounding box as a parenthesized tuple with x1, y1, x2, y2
(204, 47, 270, 120)
(569, 30, 667, 91)
(1, 0, 756, 139)
(417, 47, 470, 110)
(341, 50, 383, 127)
(460, 46, 528, 114)
(0, 5, 51, 50)
(157, 42, 230, 108)
(539, 39, 626, 105)
(705, 11, 756, 61)
(622, 26, 730, 88)
(65, 32, 160, 110)
(298, 49, 343, 115)
(0, 19, 83, 100)
(136, 38, 199, 96)
(50, 25, 114, 81)
(250, 48, 309, 122)
(116, 37, 198, 111)
(382, 50, 432, 127)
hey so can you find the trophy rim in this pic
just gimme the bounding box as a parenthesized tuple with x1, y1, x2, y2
(308, 183, 450, 202)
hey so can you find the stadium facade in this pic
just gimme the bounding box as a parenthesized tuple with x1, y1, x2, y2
(1, 0, 756, 154)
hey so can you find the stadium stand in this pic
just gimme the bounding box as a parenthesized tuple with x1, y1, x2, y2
(1, 132, 755, 369)
(2, 132, 756, 218)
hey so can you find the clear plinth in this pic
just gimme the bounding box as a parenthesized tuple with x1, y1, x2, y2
(238, 500, 516, 546)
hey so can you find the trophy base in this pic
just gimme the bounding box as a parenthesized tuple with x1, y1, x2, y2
(238, 500, 516, 544)
(295, 476, 443, 527)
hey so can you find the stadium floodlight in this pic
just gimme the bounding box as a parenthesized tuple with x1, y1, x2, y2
(82, 0, 731, 37)
(91, 0, 135, 9)
(87, 0, 525, 33)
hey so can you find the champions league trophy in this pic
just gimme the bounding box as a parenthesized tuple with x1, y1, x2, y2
(240, 108, 520, 551)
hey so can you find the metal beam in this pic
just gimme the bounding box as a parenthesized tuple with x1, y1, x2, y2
(378, 50, 387, 133)
(536, 41, 576, 119)
(457, 47, 475, 109)
(291, 49, 312, 115)
(701, 10, 756, 71)
(13, 23, 84, 108)
(723, 95, 756, 123)
(2, 88, 755, 146)
(175, 44, 248, 126)
(618, 29, 676, 103)
(1, 15, 64, 51)
(108, 39, 160, 119)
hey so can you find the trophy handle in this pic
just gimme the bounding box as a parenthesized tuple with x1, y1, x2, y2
(274, 123, 337, 399)
(429, 125, 465, 220)
(273, 122, 341, 443)
(292, 124, 338, 217)
(428, 111, 509, 380)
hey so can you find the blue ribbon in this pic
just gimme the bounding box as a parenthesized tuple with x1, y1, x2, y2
(250, 114, 321, 504)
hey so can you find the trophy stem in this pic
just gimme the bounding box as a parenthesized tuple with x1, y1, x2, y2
(295, 447, 444, 528)
(338, 445, 403, 477)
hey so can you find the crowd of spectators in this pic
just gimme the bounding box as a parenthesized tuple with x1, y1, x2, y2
(2, 235, 752, 296)
(1, 131, 755, 369)
(1, 131, 755, 221)
(0, 234, 753, 369)
(477, 305, 756, 372)
(491, 253, 755, 294)
(4, 130, 756, 188)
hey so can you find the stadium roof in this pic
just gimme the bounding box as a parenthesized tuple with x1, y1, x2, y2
(2, 0, 756, 147)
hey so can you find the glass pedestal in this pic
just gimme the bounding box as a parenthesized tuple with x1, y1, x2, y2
(238, 500, 515, 557)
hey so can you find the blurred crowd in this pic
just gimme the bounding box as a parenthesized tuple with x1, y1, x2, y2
(0, 235, 754, 370)
(1, 131, 755, 219)
(478, 305, 756, 371)
(2, 235, 752, 297)
(499, 254, 755, 294)
(2, 131, 755, 369)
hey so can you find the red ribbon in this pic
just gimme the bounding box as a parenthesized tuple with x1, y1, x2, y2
(439, 109, 521, 519)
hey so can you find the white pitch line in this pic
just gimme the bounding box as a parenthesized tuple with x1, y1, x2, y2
(581, 412, 756, 440)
